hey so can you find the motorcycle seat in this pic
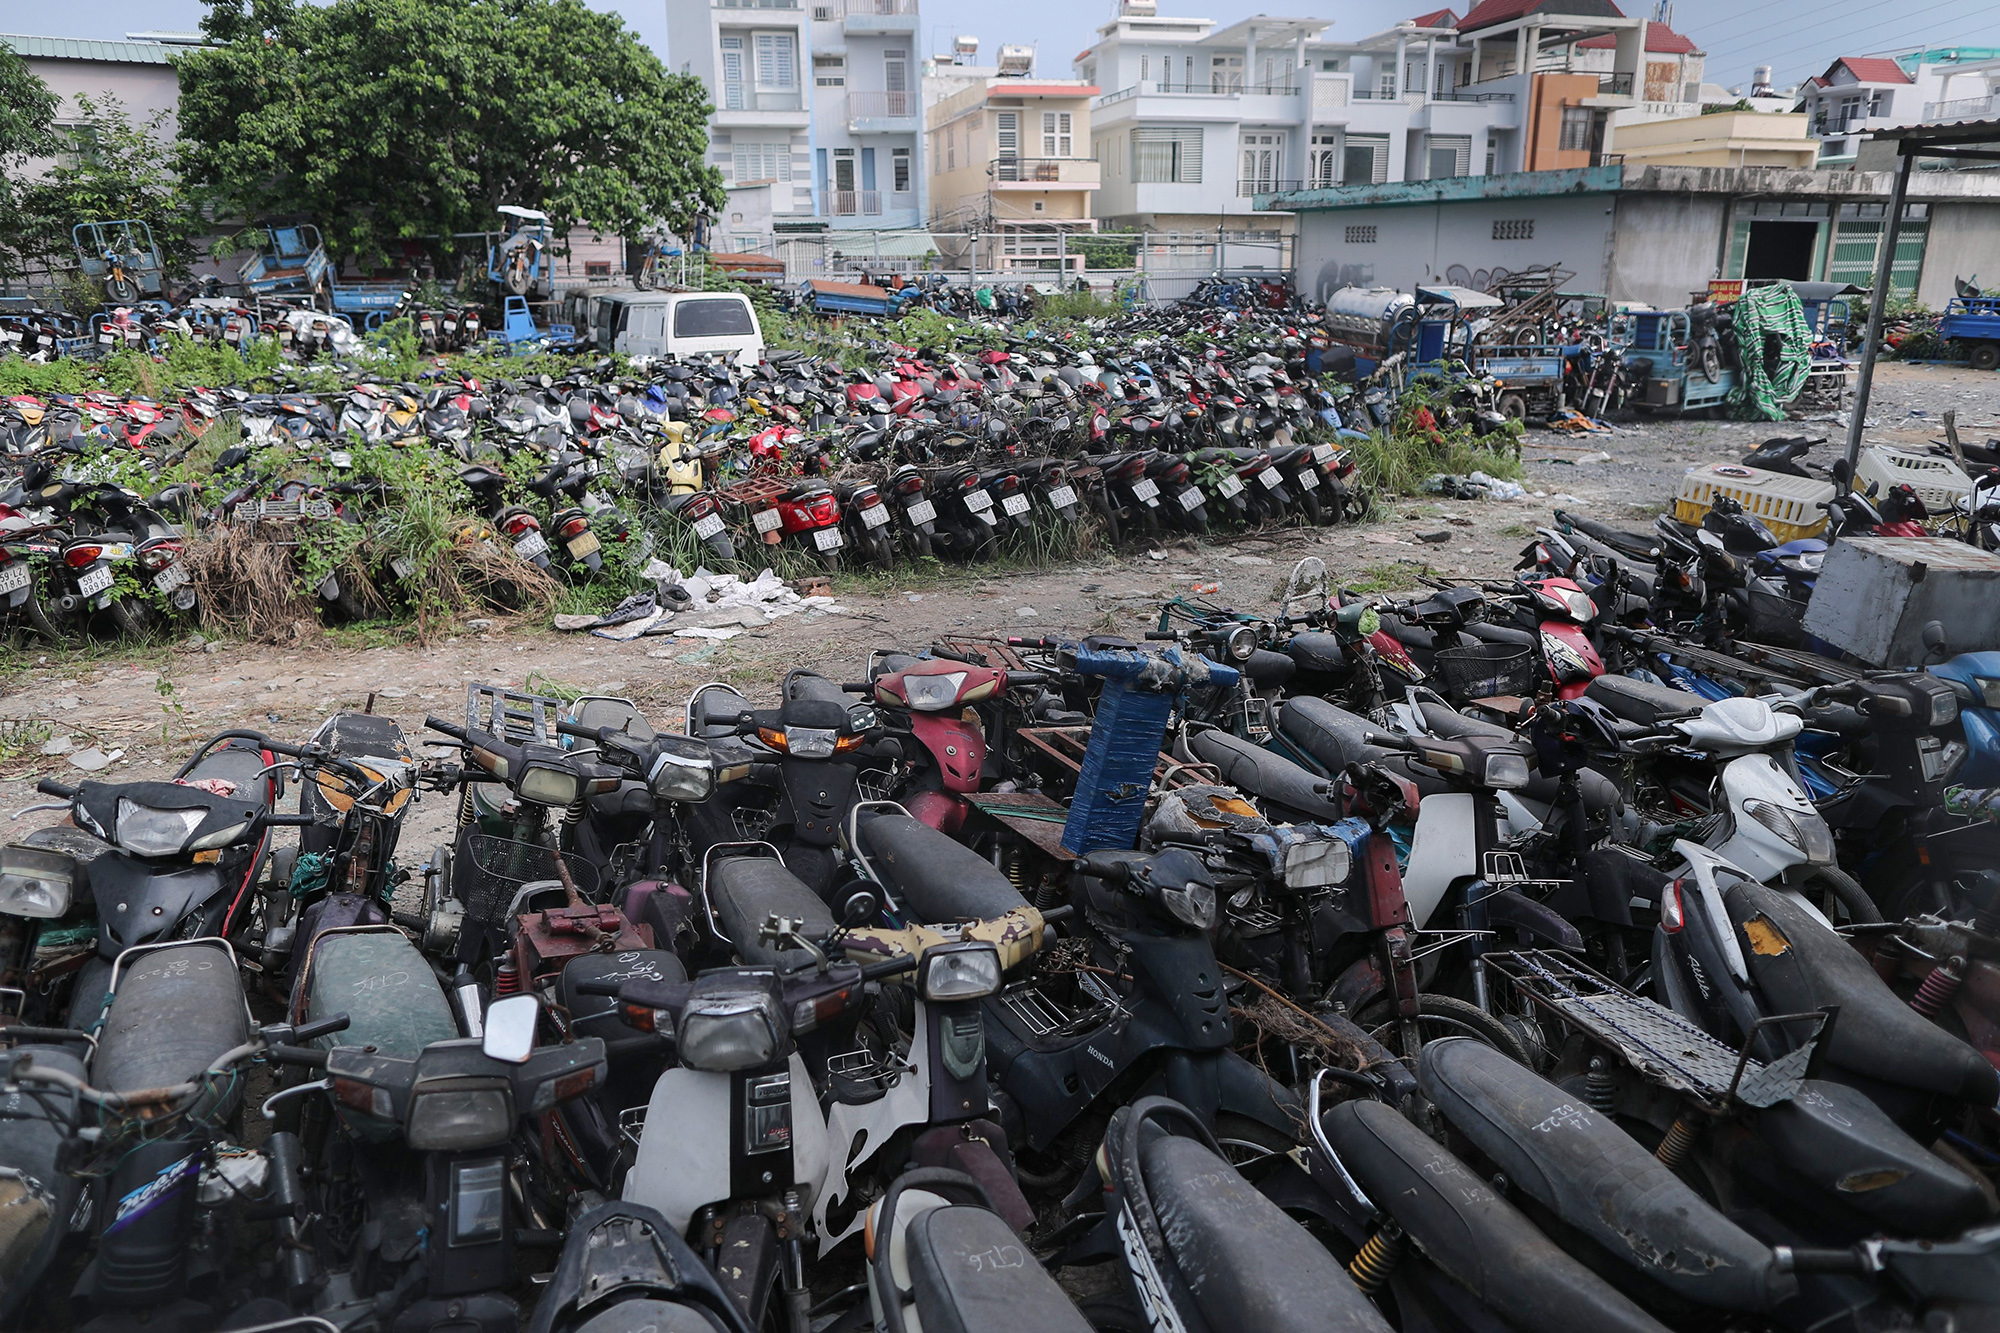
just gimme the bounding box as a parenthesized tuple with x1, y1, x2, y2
(1241, 648, 1296, 687)
(1185, 728, 1340, 822)
(1460, 621, 1537, 649)
(856, 813, 1027, 922)
(1278, 698, 1450, 797)
(1418, 1038, 1793, 1311)
(708, 856, 834, 967)
(785, 672, 851, 706)
(900, 1204, 1093, 1333)
(1584, 674, 1702, 726)
(691, 684, 753, 739)
(1719, 877, 2000, 1112)
(1320, 1099, 1672, 1333)
(1139, 1131, 1392, 1332)
(1284, 632, 1346, 675)
(1416, 701, 1619, 813)
(183, 738, 276, 805)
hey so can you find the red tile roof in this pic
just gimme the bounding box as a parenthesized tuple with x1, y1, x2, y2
(1458, 0, 1624, 32)
(1577, 21, 1698, 53)
(1409, 8, 1459, 27)
(1823, 55, 1912, 85)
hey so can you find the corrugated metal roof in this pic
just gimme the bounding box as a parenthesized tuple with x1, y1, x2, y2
(0, 34, 190, 65)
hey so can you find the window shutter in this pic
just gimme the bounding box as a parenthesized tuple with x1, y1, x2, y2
(755, 33, 795, 89)
(996, 111, 1019, 158)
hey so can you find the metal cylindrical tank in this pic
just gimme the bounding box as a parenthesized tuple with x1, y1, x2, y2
(1323, 287, 1415, 354)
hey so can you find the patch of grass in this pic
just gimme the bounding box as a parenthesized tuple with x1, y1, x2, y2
(1335, 561, 1433, 595)
(523, 670, 583, 703)
(1498, 521, 1536, 540)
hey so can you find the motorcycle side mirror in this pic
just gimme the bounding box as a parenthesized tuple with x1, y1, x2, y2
(1922, 620, 1950, 659)
(482, 993, 539, 1064)
(838, 888, 879, 928)
(1830, 458, 1852, 487)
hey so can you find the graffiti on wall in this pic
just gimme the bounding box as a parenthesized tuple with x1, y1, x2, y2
(1439, 262, 1516, 291)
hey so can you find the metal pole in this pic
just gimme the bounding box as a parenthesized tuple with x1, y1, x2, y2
(1844, 142, 1915, 475)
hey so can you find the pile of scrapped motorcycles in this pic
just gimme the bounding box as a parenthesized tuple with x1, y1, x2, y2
(3, 543, 1999, 1333)
(0, 326, 1396, 641)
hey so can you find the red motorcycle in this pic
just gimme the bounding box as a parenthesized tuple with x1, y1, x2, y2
(859, 655, 1045, 834)
(1516, 575, 1605, 701)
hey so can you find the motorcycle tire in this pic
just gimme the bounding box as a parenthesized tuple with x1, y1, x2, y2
(504, 256, 531, 297)
(1135, 504, 1163, 539)
(106, 596, 151, 640)
(1698, 342, 1721, 383)
(22, 592, 63, 644)
(105, 275, 139, 305)
(1093, 498, 1122, 549)
(1361, 993, 1534, 1067)
(908, 526, 934, 560)
(1295, 487, 1325, 527)
(706, 534, 738, 563)
(1179, 507, 1209, 536)
(865, 530, 894, 569)
(1800, 864, 1883, 926)
(818, 549, 843, 574)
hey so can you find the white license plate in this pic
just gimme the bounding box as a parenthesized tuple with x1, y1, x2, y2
(1218, 475, 1244, 498)
(964, 489, 994, 513)
(513, 530, 549, 560)
(328, 450, 353, 469)
(0, 564, 27, 594)
(566, 530, 602, 559)
(1312, 443, 1336, 465)
(1047, 484, 1077, 508)
(77, 565, 114, 597)
(1295, 469, 1319, 490)
(1257, 468, 1283, 489)
(1178, 487, 1204, 511)
(693, 513, 727, 539)
(861, 504, 891, 529)
(812, 526, 844, 551)
(906, 499, 937, 525)
(391, 555, 417, 579)
(1001, 493, 1030, 517)
(1131, 478, 1160, 502)
(153, 562, 189, 593)
(752, 507, 784, 534)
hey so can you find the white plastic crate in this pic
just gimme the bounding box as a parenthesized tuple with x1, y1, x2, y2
(1855, 445, 1974, 512)
(1674, 463, 1833, 543)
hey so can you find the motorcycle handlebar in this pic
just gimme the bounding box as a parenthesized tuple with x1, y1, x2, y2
(860, 954, 918, 982)
(36, 778, 76, 799)
(265, 1045, 328, 1069)
(1006, 671, 1050, 686)
(1076, 851, 1133, 885)
(573, 978, 623, 997)
(1364, 732, 1418, 753)
(424, 715, 472, 742)
(292, 1013, 352, 1044)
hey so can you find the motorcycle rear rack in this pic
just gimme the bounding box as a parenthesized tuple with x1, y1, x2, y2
(233, 496, 336, 524)
(464, 682, 565, 746)
(995, 969, 1121, 1043)
(1478, 850, 1572, 901)
(826, 1044, 914, 1094)
(1483, 949, 1825, 1113)
(1016, 725, 1223, 793)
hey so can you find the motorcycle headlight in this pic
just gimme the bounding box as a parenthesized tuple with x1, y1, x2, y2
(919, 943, 1003, 1002)
(647, 745, 715, 802)
(900, 671, 966, 712)
(407, 1080, 514, 1151)
(1224, 626, 1257, 662)
(1159, 879, 1217, 931)
(0, 845, 74, 918)
(1480, 751, 1532, 790)
(779, 727, 838, 759)
(1283, 837, 1351, 889)
(517, 763, 581, 807)
(1928, 687, 1959, 727)
(446, 1158, 508, 1246)
(114, 799, 204, 857)
(1743, 799, 1835, 864)
(678, 988, 783, 1072)
(1978, 678, 2000, 711)
(189, 820, 254, 851)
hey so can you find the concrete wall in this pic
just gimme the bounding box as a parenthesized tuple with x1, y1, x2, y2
(1609, 190, 1728, 308)
(1920, 201, 2000, 308)
(1294, 191, 1613, 305)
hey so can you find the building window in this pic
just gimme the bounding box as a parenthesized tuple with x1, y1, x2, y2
(885, 48, 907, 96)
(1493, 218, 1534, 240)
(1309, 132, 1338, 187)
(733, 140, 794, 183)
(1132, 126, 1203, 183)
(1184, 55, 1194, 89)
(1428, 134, 1470, 179)
(1141, 55, 1149, 83)
(1210, 54, 1242, 93)
(1343, 134, 1388, 184)
(1868, 91, 1888, 116)
(754, 32, 798, 89)
(1042, 111, 1073, 157)
(1321, 58, 1339, 71)
(1558, 107, 1592, 153)
(813, 55, 844, 86)
(1345, 225, 1377, 243)
(892, 147, 911, 192)
(946, 125, 956, 171)
(585, 261, 611, 277)
(1240, 131, 1281, 193)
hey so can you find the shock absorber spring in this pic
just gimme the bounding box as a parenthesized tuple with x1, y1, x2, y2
(1347, 1226, 1406, 1296)
(1003, 846, 1027, 890)
(1585, 1057, 1618, 1115)
(1911, 957, 1965, 1018)
(495, 958, 523, 997)
(1655, 1114, 1700, 1169)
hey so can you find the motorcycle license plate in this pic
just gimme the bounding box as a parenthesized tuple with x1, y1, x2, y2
(1047, 484, 1077, 508)
(513, 531, 549, 560)
(1312, 443, 1336, 466)
(813, 526, 844, 551)
(752, 508, 784, 534)
(77, 565, 114, 597)
(1218, 475, 1244, 498)
(390, 555, 417, 580)
(153, 562, 189, 593)
(328, 450, 353, 469)
(964, 489, 994, 513)
(693, 513, 727, 540)
(1257, 468, 1283, 489)
(0, 565, 27, 595)
(1178, 487, 1203, 511)
(906, 499, 937, 525)
(1001, 493, 1030, 517)
(1132, 478, 1160, 502)
(1295, 469, 1319, 490)
(862, 504, 892, 529)
(566, 531, 601, 559)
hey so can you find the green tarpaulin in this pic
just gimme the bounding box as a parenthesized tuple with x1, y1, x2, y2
(1730, 284, 1812, 421)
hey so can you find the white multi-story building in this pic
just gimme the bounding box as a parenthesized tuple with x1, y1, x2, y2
(1797, 49, 2000, 168)
(1075, 0, 1651, 234)
(667, 0, 924, 252)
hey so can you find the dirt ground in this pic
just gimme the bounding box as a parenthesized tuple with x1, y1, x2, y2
(4, 361, 1996, 857)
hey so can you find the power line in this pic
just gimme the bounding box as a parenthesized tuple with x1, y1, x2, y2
(1708, 0, 1989, 83)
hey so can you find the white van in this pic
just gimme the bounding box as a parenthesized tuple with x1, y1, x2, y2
(594, 292, 764, 363)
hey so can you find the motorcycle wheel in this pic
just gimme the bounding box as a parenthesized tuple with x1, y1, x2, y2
(1698, 343, 1721, 383)
(706, 534, 738, 563)
(1092, 497, 1122, 549)
(1209, 1111, 1296, 1166)
(1179, 506, 1209, 535)
(1361, 993, 1535, 1067)
(818, 549, 843, 574)
(865, 530, 894, 569)
(106, 596, 151, 640)
(1135, 504, 1163, 539)
(22, 593, 64, 643)
(504, 255, 531, 296)
(1800, 864, 1883, 926)
(105, 275, 139, 305)
(907, 526, 934, 560)
(1295, 487, 1325, 526)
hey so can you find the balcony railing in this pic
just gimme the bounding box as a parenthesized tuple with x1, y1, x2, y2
(828, 190, 882, 216)
(990, 157, 1101, 184)
(846, 90, 917, 120)
(1434, 86, 1516, 103)
(1597, 72, 1634, 97)
(1238, 178, 1303, 196)
(715, 0, 799, 8)
(832, 0, 918, 13)
(1926, 93, 1998, 122)
(719, 87, 805, 112)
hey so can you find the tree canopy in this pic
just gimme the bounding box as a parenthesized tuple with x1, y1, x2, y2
(174, 0, 727, 269)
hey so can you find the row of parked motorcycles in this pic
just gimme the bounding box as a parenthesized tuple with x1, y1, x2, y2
(2, 530, 1997, 1332)
(0, 320, 1396, 640)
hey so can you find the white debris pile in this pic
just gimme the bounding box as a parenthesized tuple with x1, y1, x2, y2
(554, 565, 848, 643)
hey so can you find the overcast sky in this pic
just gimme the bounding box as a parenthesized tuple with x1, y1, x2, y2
(12, 0, 1999, 100)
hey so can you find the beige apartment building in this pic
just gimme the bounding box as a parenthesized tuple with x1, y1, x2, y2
(926, 78, 1101, 270)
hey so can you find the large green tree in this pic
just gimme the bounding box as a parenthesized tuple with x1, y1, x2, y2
(175, 0, 726, 270)
(0, 45, 60, 279)
(8, 97, 195, 283)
